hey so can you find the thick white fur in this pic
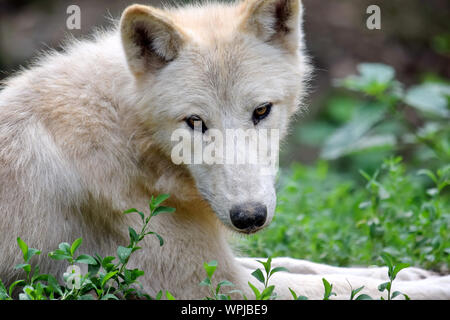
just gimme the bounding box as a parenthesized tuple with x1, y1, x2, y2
(0, 0, 449, 299)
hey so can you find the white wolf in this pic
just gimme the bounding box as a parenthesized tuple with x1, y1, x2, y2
(0, 0, 448, 299)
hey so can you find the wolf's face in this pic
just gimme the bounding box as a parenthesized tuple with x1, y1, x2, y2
(120, 0, 310, 233)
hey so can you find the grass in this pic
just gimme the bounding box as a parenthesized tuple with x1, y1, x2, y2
(237, 158, 449, 272)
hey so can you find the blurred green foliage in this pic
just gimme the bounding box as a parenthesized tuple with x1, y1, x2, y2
(239, 63, 450, 272)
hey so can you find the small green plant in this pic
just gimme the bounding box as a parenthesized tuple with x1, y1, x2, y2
(288, 288, 308, 300)
(323, 63, 450, 162)
(248, 257, 288, 300)
(348, 284, 372, 300)
(287, 253, 410, 300)
(378, 252, 410, 300)
(321, 278, 336, 300)
(0, 194, 175, 300)
(0, 237, 61, 300)
(199, 260, 236, 300)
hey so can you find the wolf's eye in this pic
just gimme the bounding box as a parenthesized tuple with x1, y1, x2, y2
(185, 115, 208, 133)
(252, 102, 272, 125)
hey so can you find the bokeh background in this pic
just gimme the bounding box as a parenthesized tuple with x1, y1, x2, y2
(1, 0, 449, 272)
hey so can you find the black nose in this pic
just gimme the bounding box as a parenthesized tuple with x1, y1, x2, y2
(230, 202, 267, 231)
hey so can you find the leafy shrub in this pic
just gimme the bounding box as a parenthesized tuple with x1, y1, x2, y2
(0, 195, 175, 300)
(239, 63, 450, 272)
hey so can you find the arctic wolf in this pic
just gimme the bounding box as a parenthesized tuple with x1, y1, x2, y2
(0, 0, 448, 299)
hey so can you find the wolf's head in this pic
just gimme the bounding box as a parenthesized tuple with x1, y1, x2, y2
(120, 0, 310, 233)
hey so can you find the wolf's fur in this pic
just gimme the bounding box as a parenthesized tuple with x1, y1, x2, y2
(0, 0, 449, 299)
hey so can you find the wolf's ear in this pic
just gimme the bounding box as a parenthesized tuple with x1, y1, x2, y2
(120, 5, 186, 77)
(240, 0, 303, 54)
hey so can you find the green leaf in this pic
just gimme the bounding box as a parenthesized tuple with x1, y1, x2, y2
(131, 246, 142, 253)
(358, 63, 395, 84)
(48, 250, 72, 261)
(17, 237, 28, 262)
(14, 263, 31, 274)
(217, 280, 234, 288)
(78, 294, 95, 300)
(378, 281, 390, 292)
(0, 279, 10, 300)
(31, 273, 48, 284)
(204, 260, 218, 279)
(156, 290, 163, 300)
(336, 63, 396, 96)
(251, 269, 265, 284)
(392, 263, 410, 280)
(269, 266, 289, 277)
(124, 269, 144, 285)
(322, 278, 336, 300)
(404, 83, 450, 118)
(248, 282, 261, 300)
(166, 291, 176, 300)
(289, 288, 298, 300)
(199, 277, 211, 287)
(75, 254, 97, 265)
(123, 208, 139, 214)
(123, 208, 145, 222)
(151, 194, 170, 209)
(355, 294, 373, 300)
(260, 285, 275, 300)
(131, 269, 145, 280)
(151, 206, 176, 217)
(102, 256, 116, 266)
(70, 238, 83, 256)
(88, 260, 101, 276)
(102, 258, 117, 273)
(58, 242, 71, 255)
(417, 169, 438, 184)
(117, 246, 133, 264)
(380, 252, 394, 269)
(47, 275, 63, 297)
(391, 291, 405, 300)
(350, 286, 365, 300)
(321, 105, 386, 160)
(128, 227, 139, 243)
(216, 280, 234, 294)
(25, 248, 41, 263)
(146, 232, 165, 246)
(9, 280, 26, 297)
(257, 257, 272, 276)
(144, 231, 165, 245)
(101, 271, 118, 287)
(322, 278, 332, 293)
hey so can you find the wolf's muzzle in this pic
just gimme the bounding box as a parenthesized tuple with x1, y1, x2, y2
(229, 202, 267, 232)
